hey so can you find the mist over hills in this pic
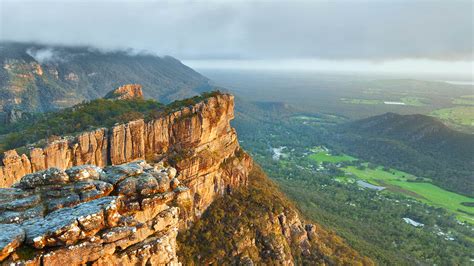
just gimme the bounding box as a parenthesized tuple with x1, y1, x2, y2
(0, 42, 211, 116)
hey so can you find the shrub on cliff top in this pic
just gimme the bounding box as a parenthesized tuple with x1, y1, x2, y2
(0, 91, 224, 153)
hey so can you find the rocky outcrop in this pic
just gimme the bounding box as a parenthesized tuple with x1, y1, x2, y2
(3, 109, 23, 124)
(0, 161, 188, 265)
(0, 94, 249, 200)
(105, 84, 144, 100)
(0, 92, 252, 227)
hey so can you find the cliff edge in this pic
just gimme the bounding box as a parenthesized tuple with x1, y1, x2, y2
(0, 92, 371, 265)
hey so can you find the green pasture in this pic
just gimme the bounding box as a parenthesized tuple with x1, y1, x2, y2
(431, 106, 474, 129)
(308, 149, 356, 163)
(342, 166, 474, 224)
(307, 149, 474, 224)
(453, 95, 474, 106)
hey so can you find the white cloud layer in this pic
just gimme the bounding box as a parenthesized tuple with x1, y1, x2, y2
(0, 0, 472, 61)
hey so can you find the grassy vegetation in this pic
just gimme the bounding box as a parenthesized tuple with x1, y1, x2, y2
(307, 147, 474, 224)
(430, 106, 474, 132)
(290, 114, 347, 127)
(0, 91, 222, 152)
(400, 96, 427, 106)
(308, 148, 356, 163)
(341, 165, 474, 224)
(340, 96, 426, 106)
(453, 95, 474, 105)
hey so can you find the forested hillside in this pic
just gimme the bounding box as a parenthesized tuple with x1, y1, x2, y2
(0, 42, 210, 117)
(334, 113, 474, 196)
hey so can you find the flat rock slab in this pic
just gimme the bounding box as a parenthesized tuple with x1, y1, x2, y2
(21, 196, 119, 248)
(15, 168, 69, 189)
(0, 224, 25, 261)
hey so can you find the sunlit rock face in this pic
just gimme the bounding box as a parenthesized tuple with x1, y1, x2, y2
(0, 94, 251, 200)
(104, 84, 144, 100)
(0, 161, 182, 265)
(0, 155, 251, 265)
(0, 93, 253, 265)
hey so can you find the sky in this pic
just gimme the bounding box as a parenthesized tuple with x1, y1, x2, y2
(0, 0, 473, 77)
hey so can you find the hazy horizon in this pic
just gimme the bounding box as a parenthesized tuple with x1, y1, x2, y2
(1, 0, 472, 78)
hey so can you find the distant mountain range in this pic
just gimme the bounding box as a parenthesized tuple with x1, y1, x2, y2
(0, 42, 211, 117)
(335, 112, 474, 196)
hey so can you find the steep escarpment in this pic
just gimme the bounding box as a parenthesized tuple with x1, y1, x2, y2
(0, 94, 233, 178)
(178, 165, 372, 265)
(0, 92, 371, 265)
(0, 93, 252, 223)
(0, 93, 253, 265)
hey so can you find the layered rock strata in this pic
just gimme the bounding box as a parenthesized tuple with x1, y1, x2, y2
(0, 94, 252, 222)
(0, 161, 193, 265)
(0, 93, 254, 265)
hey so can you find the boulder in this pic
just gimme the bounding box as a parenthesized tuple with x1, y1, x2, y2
(0, 224, 25, 261)
(15, 168, 69, 189)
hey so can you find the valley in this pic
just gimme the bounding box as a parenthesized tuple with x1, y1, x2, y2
(0, 44, 471, 265)
(306, 148, 474, 224)
(1, 0, 471, 264)
(233, 113, 474, 264)
(203, 69, 474, 264)
(202, 69, 474, 133)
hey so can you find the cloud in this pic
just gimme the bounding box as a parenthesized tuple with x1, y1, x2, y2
(0, 0, 472, 61)
(26, 48, 62, 63)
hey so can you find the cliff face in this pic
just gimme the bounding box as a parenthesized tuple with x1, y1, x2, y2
(104, 84, 144, 100)
(0, 94, 252, 223)
(0, 93, 253, 265)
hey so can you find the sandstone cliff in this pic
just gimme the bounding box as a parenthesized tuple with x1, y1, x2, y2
(0, 93, 252, 223)
(0, 92, 371, 265)
(104, 84, 144, 100)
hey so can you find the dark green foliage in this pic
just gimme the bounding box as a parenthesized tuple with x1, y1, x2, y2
(232, 101, 474, 265)
(334, 112, 474, 197)
(178, 165, 370, 265)
(0, 42, 211, 113)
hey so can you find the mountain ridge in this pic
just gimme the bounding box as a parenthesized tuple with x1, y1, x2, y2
(0, 42, 210, 116)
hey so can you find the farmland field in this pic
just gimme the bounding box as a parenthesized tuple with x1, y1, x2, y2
(342, 166, 474, 224)
(400, 96, 427, 106)
(431, 106, 474, 132)
(340, 96, 427, 106)
(453, 95, 474, 106)
(340, 98, 381, 105)
(309, 148, 356, 163)
(308, 151, 474, 224)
